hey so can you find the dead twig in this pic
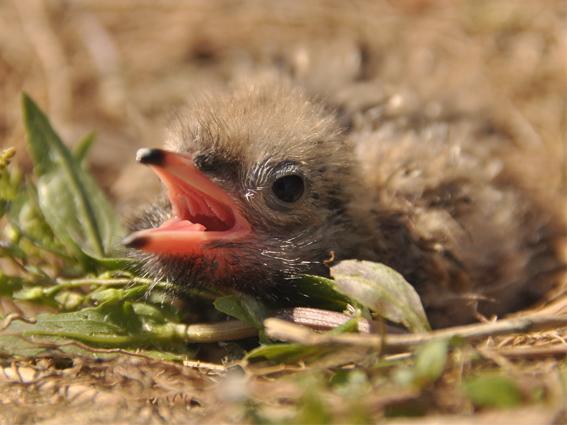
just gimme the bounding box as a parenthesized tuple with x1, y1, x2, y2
(490, 345, 567, 359)
(0, 313, 37, 331)
(181, 360, 227, 372)
(264, 314, 567, 352)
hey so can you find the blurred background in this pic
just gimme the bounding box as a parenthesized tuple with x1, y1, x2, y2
(1, 0, 565, 212)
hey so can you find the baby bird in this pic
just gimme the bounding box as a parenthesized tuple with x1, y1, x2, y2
(125, 79, 565, 327)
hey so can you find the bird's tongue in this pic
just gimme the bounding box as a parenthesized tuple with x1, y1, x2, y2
(157, 218, 206, 233)
(123, 149, 251, 255)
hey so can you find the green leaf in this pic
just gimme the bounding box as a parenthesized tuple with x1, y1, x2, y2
(74, 132, 95, 164)
(0, 273, 24, 296)
(295, 375, 332, 425)
(22, 94, 123, 260)
(16, 303, 141, 342)
(214, 294, 268, 330)
(330, 260, 430, 332)
(1, 299, 186, 352)
(87, 256, 138, 270)
(0, 147, 16, 170)
(0, 334, 193, 360)
(21, 96, 54, 176)
(463, 375, 522, 408)
(36, 171, 97, 262)
(88, 285, 148, 304)
(135, 349, 195, 362)
(413, 339, 449, 385)
(0, 335, 93, 358)
(8, 184, 63, 255)
(0, 147, 19, 218)
(393, 341, 448, 389)
(215, 294, 268, 342)
(0, 241, 27, 262)
(246, 343, 321, 362)
(330, 369, 370, 396)
(294, 275, 351, 310)
(328, 316, 359, 335)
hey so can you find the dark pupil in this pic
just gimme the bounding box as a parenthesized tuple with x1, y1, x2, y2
(272, 175, 305, 203)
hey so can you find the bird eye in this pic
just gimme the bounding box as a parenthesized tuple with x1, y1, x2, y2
(271, 174, 305, 204)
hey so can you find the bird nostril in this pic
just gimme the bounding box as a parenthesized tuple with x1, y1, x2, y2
(136, 148, 165, 166)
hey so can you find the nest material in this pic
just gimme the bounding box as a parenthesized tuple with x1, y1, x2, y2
(0, 0, 566, 424)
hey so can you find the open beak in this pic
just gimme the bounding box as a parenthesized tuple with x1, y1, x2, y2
(123, 148, 251, 256)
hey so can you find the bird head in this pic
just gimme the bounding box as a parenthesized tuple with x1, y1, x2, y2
(124, 80, 368, 294)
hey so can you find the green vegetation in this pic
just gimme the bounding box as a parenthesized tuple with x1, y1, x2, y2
(0, 96, 564, 423)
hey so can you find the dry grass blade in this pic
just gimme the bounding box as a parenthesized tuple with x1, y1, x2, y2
(488, 345, 567, 359)
(265, 313, 567, 353)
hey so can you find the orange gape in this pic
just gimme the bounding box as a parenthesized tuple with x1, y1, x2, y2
(124, 149, 251, 257)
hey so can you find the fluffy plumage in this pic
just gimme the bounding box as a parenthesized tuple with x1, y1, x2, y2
(128, 78, 566, 327)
